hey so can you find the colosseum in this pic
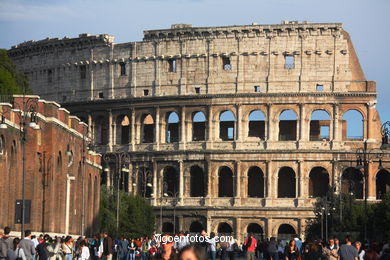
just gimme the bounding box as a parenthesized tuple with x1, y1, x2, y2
(7, 21, 390, 240)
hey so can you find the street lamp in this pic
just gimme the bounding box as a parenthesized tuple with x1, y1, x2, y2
(102, 152, 131, 233)
(163, 188, 179, 234)
(0, 96, 40, 238)
(134, 163, 153, 197)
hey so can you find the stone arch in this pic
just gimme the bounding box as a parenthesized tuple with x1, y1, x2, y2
(167, 111, 180, 143)
(190, 165, 205, 197)
(279, 110, 297, 141)
(116, 114, 130, 145)
(217, 222, 233, 234)
(309, 167, 330, 197)
(310, 110, 331, 141)
(277, 223, 296, 240)
(376, 169, 390, 199)
(246, 223, 264, 234)
(163, 166, 179, 196)
(247, 166, 265, 198)
(189, 221, 204, 233)
(218, 166, 234, 197)
(342, 109, 364, 140)
(341, 167, 363, 199)
(141, 114, 155, 143)
(248, 110, 265, 139)
(94, 115, 109, 145)
(162, 222, 174, 234)
(192, 111, 206, 141)
(219, 110, 235, 141)
(278, 167, 296, 198)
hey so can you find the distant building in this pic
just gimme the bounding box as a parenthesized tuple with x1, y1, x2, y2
(0, 95, 101, 236)
(7, 21, 390, 240)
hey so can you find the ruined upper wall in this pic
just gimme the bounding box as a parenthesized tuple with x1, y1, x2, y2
(7, 21, 374, 104)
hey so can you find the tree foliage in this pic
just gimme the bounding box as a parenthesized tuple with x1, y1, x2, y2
(0, 49, 31, 95)
(100, 186, 155, 238)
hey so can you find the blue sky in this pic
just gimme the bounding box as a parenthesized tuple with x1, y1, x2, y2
(1, 0, 389, 132)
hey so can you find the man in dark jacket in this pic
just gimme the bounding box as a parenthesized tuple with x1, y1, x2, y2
(36, 235, 51, 260)
(102, 232, 113, 260)
(0, 227, 14, 259)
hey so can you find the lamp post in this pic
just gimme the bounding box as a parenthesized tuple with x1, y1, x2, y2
(134, 163, 153, 197)
(163, 189, 179, 234)
(1, 96, 40, 238)
(102, 152, 130, 233)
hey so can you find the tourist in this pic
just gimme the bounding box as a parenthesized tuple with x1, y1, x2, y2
(244, 233, 257, 260)
(323, 238, 339, 260)
(19, 230, 36, 260)
(102, 232, 113, 260)
(0, 227, 14, 259)
(128, 238, 137, 260)
(303, 242, 321, 260)
(268, 237, 279, 260)
(36, 235, 50, 260)
(284, 240, 299, 260)
(363, 249, 379, 260)
(178, 244, 206, 260)
(154, 234, 177, 260)
(7, 237, 27, 260)
(339, 236, 358, 260)
(208, 232, 217, 260)
(141, 237, 150, 260)
(79, 241, 90, 260)
(118, 237, 129, 260)
(354, 242, 365, 260)
(62, 236, 74, 260)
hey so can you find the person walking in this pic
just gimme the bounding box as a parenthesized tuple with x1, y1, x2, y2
(354, 242, 365, 260)
(118, 237, 129, 260)
(244, 233, 257, 260)
(268, 237, 279, 260)
(102, 232, 113, 260)
(128, 239, 137, 260)
(284, 240, 299, 260)
(339, 237, 358, 260)
(324, 238, 339, 260)
(0, 227, 14, 260)
(19, 230, 36, 260)
(62, 236, 74, 260)
(79, 241, 90, 260)
(208, 232, 217, 260)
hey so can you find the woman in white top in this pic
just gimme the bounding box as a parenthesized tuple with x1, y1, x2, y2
(354, 241, 365, 260)
(10, 238, 27, 260)
(79, 241, 90, 260)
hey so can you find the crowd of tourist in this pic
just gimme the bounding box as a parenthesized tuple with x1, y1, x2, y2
(1, 226, 389, 260)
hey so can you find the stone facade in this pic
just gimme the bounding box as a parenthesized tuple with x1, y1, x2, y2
(0, 96, 101, 236)
(7, 21, 390, 241)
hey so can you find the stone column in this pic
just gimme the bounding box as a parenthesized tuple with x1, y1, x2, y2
(179, 160, 184, 205)
(296, 160, 301, 198)
(65, 174, 76, 235)
(365, 103, 370, 140)
(235, 161, 241, 204)
(235, 217, 242, 242)
(367, 162, 376, 200)
(265, 161, 270, 198)
(298, 219, 306, 240)
(87, 113, 93, 140)
(131, 109, 135, 150)
(153, 41, 160, 96)
(108, 110, 113, 151)
(155, 106, 160, 148)
(267, 104, 276, 141)
(180, 106, 186, 149)
(130, 43, 137, 97)
(265, 218, 273, 239)
(236, 104, 242, 142)
(153, 160, 158, 205)
(206, 106, 213, 149)
(332, 104, 340, 142)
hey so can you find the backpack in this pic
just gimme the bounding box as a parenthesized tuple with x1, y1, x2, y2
(15, 248, 23, 260)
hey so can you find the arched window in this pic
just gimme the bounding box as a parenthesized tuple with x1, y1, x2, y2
(57, 151, 62, 174)
(163, 166, 179, 196)
(162, 222, 174, 233)
(218, 166, 234, 197)
(189, 221, 204, 233)
(116, 115, 130, 145)
(193, 112, 206, 141)
(190, 166, 205, 197)
(278, 167, 296, 198)
(219, 111, 235, 141)
(167, 112, 180, 143)
(279, 110, 297, 141)
(310, 110, 331, 141)
(247, 166, 264, 198)
(247, 223, 264, 236)
(94, 116, 109, 145)
(309, 167, 329, 197)
(342, 167, 363, 199)
(218, 222, 233, 234)
(248, 110, 265, 139)
(142, 114, 155, 143)
(342, 110, 363, 140)
(376, 169, 390, 199)
(278, 224, 296, 240)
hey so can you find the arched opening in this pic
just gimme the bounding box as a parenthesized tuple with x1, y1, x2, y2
(163, 166, 179, 196)
(342, 110, 363, 140)
(248, 110, 265, 139)
(142, 114, 154, 143)
(94, 116, 109, 145)
(189, 221, 204, 233)
(219, 110, 235, 141)
(376, 169, 390, 199)
(192, 111, 206, 141)
(247, 223, 264, 235)
(137, 166, 153, 198)
(310, 110, 331, 141)
(341, 167, 363, 199)
(217, 222, 233, 234)
(279, 110, 297, 141)
(309, 167, 330, 197)
(167, 112, 180, 143)
(218, 166, 234, 197)
(278, 167, 296, 198)
(116, 115, 130, 145)
(162, 222, 174, 234)
(277, 224, 296, 240)
(190, 166, 205, 197)
(247, 166, 264, 198)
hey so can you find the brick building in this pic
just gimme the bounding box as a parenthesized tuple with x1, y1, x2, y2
(0, 95, 101, 236)
(7, 21, 390, 240)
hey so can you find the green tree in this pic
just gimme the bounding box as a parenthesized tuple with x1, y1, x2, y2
(0, 49, 31, 95)
(100, 186, 155, 238)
